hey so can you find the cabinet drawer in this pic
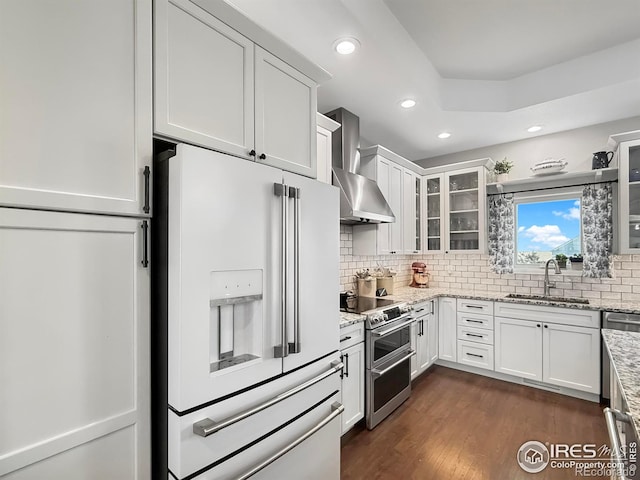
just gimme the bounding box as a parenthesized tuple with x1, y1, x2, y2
(494, 302, 599, 328)
(412, 300, 435, 316)
(457, 325, 493, 345)
(457, 340, 494, 371)
(340, 323, 364, 350)
(457, 312, 494, 330)
(457, 298, 494, 316)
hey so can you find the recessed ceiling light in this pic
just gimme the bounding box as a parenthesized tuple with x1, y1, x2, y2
(438, 132, 451, 139)
(400, 99, 416, 109)
(527, 125, 543, 133)
(334, 37, 359, 55)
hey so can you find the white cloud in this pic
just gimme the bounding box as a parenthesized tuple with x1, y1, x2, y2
(518, 226, 525, 233)
(552, 207, 580, 220)
(522, 224, 569, 249)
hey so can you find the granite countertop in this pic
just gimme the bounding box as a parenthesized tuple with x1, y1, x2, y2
(602, 329, 640, 437)
(339, 286, 640, 327)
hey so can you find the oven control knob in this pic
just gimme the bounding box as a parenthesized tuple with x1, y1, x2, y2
(399, 304, 413, 313)
(382, 313, 389, 321)
(370, 312, 385, 324)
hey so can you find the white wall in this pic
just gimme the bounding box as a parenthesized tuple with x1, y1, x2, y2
(416, 116, 640, 180)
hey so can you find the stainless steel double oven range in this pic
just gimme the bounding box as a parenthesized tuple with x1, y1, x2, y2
(344, 297, 415, 429)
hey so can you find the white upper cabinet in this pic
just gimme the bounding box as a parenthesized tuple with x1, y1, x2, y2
(616, 136, 640, 253)
(154, 0, 254, 159)
(353, 146, 423, 255)
(0, 0, 152, 216)
(154, 0, 326, 178)
(423, 165, 487, 253)
(316, 113, 340, 184)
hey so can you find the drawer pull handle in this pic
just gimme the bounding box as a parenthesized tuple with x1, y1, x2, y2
(466, 305, 484, 310)
(467, 353, 484, 359)
(193, 360, 343, 437)
(467, 319, 483, 324)
(340, 336, 352, 343)
(466, 333, 484, 338)
(237, 402, 344, 480)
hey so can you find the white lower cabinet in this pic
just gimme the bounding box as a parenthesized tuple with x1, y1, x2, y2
(0, 208, 150, 478)
(412, 300, 438, 380)
(339, 324, 364, 435)
(495, 308, 600, 394)
(438, 297, 457, 362)
(543, 322, 600, 393)
(494, 317, 543, 380)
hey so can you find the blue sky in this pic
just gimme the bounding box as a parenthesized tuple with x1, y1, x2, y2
(517, 199, 581, 251)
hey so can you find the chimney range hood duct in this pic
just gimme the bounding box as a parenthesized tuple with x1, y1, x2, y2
(324, 108, 395, 224)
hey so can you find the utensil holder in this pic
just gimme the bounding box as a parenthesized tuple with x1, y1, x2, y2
(357, 278, 376, 297)
(376, 277, 394, 295)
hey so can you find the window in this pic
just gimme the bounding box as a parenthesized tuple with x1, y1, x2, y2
(515, 190, 582, 268)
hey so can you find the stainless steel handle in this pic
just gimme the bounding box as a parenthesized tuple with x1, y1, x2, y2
(289, 187, 301, 354)
(371, 350, 416, 378)
(237, 402, 344, 480)
(606, 318, 640, 327)
(603, 407, 633, 480)
(193, 360, 343, 437)
(430, 300, 435, 315)
(372, 318, 415, 337)
(273, 183, 288, 358)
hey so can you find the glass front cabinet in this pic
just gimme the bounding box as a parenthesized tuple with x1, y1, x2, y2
(619, 137, 640, 253)
(423, 166, 486, 253)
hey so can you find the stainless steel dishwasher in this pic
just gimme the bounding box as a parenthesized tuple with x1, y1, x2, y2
(602, 311, 640, 401)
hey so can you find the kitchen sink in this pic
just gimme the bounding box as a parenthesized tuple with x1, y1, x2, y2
(505, 293, 589, 305)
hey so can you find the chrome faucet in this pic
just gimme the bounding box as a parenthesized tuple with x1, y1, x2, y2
(544, 258, 561, 296)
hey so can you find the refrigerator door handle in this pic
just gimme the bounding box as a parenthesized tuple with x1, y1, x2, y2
(274, 182, 289, 358)
(193, 360, 344, 437)
(289, 186, 301, 354)
(236, 402, 345, 480)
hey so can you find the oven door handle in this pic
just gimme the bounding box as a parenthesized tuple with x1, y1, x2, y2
(603, 407, 633, 480)
(372, 318, 415, 337)
(371, 350, 416, 378)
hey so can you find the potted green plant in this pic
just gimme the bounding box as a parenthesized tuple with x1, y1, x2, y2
(569, 254, 583, 264)
(555, 253, 568, 268)
(494, 157, 513, 183)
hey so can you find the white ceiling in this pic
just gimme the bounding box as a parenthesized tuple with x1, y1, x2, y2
(227, 0, 640, 161)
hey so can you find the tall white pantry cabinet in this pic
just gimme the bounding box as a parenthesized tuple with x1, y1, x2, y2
(0, 0, 152, 478)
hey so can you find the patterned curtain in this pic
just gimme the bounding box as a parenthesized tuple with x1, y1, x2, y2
(488, 193, 515, 274)
(582, 183, 613, 278)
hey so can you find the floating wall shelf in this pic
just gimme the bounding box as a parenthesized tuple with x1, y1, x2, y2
(486, 168, 618, 195)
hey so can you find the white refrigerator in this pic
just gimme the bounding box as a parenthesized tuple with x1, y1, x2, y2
(152, 143, 342, 479)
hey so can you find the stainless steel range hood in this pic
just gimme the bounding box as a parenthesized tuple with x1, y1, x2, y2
(324, 108, 395, 224)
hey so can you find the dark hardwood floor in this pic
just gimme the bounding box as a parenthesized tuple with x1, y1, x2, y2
(341, 366, 609, 479)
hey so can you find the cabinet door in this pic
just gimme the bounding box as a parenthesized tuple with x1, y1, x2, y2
(154, 0, 255, 159)
(494, 317, 542, 380)
(0, 208, 149, 478)
(341, 342, 365, 434)
(438, 298, 457, 362)
(0, 0, 152, 216)
(403, 169, 418, 254)
(389, 163, 404, 253)
(427, 313, 439, 366)
(424, 174, 443, 252)
(542, 323, 600, 394)
(417, 316, 431, 373)
(445, 167, 483, 252)
(618, 138, 640, 253)
(376, 158, 392, 254)
(255, 47, 317, 178)
(316, 125, 333, 184)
